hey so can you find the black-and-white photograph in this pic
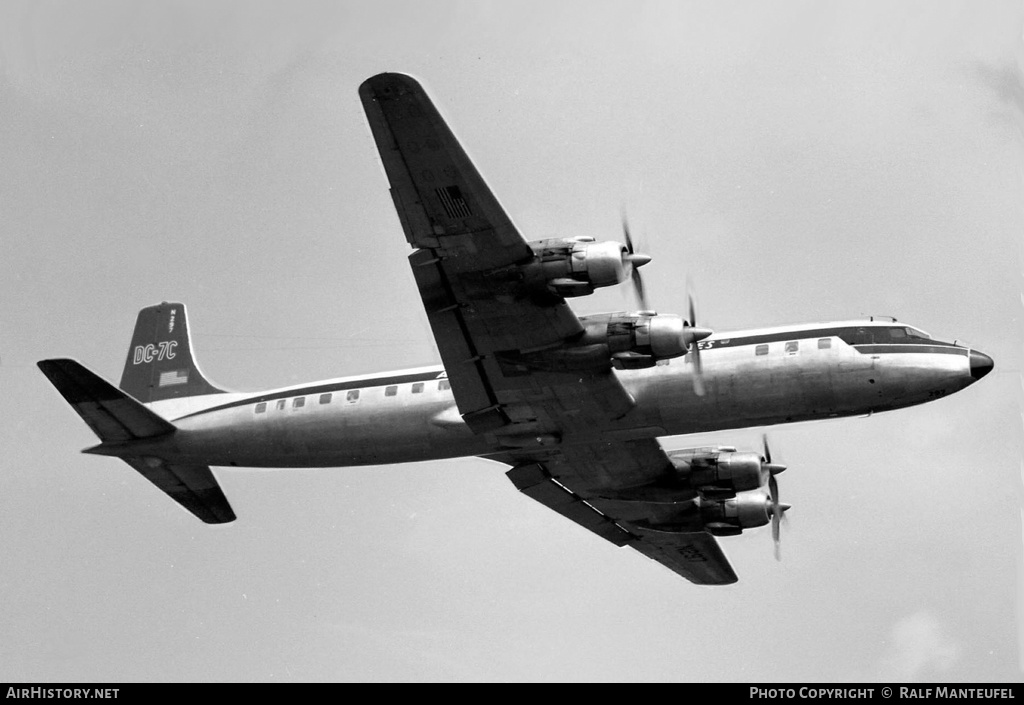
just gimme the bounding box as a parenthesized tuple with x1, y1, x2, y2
(2, 0, 1020, 683)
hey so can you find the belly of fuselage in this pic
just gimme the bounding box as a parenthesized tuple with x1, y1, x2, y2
(169, 391, 488, 468)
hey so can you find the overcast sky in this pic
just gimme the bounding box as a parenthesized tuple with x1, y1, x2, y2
(1, 0, 1021, 683)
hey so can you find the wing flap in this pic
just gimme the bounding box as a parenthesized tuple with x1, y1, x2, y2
(507, 463, 633, 547)
(519, 437, 675, 494)
(408, 248, 502, 428)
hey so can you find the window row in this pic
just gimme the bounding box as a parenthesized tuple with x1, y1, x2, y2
(754, 338, 832, 356)
(254, 379, 451, 413)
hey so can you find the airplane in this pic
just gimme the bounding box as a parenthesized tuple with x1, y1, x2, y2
(38, 72, 994, 585)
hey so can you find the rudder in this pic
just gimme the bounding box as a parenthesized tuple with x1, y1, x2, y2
(120, 302, 224, 403)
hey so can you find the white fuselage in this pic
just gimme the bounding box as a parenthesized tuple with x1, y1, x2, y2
(139, 321, 980, 470)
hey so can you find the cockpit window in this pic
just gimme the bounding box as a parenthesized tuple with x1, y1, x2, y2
(871, 327, 917, 343)
(834, 326, 931, 346)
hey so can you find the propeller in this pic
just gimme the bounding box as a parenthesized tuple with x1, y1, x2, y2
(619, 213, 711, 394)
(762, 434, 790, 561)
(687, 283, 708, 396)
(621, 214, 651, 310)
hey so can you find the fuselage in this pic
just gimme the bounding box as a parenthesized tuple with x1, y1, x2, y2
(133, 319, 991, 469)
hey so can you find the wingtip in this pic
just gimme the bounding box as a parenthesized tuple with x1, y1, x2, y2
(359, 71, 423, 100)
(200, 511, 238, 525)
(37, 357, 73, 371)
(37, 358, 84, 386)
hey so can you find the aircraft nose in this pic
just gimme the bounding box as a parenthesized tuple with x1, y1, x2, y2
(969, 350, 994, 380)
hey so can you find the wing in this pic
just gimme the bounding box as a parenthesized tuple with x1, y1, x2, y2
(499, 438, 737, 586)
(359, 72, 635, 435)
(359, 73, 734, 584)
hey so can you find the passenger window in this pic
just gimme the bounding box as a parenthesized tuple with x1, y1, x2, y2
(817, 338, 831, 349)
(785, 341, 799, 354)
(346, 390, 359, 403)
(319, 393, 332, 404)
(255, 402, 267, 413)
(438, 379, 451, 391)
(276, 399, 286, 411)
(293, 397, 305, 408)
(412, 382, 424, 394)
(385, 385, 398, 397)
(755, 344, 769, 356)
(888, 327, 907, 339)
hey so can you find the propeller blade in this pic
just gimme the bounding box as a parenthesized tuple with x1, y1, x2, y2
(769, 473, 781, 561)
(687, 287, 706, 396)
(766, 434, 780, 559)
(632, 268, 649, 311)
(621, 213, 650, 310)
(692, 351, 706, 396)
(762, 434, 787, 476)
(622, 213, 635, 254)
(763, 436, 790, 562)
(621, 215, 650, 266)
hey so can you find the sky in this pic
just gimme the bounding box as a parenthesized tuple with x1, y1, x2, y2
(1, 0, 1021, 683)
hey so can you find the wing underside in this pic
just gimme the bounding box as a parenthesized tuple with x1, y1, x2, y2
(359, 72, 636, 435)
(497, 440, 737, 585)
(360, 72, 736, 584)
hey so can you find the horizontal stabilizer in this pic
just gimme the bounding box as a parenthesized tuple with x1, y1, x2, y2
(121, 457, 236, 524)
(39, 358, 236, 524)
(38, 358, 175, 442)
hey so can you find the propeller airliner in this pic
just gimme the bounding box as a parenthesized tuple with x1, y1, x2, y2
(38, 73, 993, 585)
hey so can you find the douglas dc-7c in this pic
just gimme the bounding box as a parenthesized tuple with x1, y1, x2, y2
(39, 73, 994, 585)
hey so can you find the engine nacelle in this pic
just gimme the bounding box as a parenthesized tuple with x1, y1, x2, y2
(669, 449, 767, 497)
(578, 312, 709, 369)
(528, 238, 629, 297)
(493, 311, 710, 375)
(700, 492, 772, 536)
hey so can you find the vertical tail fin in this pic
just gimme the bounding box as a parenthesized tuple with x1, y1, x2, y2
(119, 302, 224, 403)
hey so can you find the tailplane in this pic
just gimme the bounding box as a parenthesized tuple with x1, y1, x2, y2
(38, 359, 176, 442)
(119, 302, 224, 403)
(39, 347, 237, 525)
